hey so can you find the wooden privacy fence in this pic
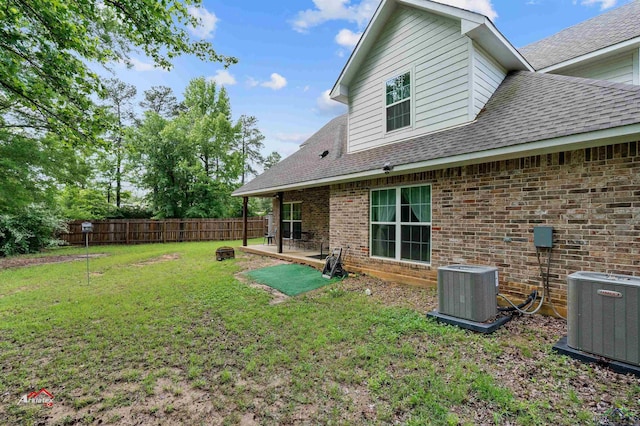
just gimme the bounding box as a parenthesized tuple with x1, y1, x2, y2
(62, 217, 267, 246)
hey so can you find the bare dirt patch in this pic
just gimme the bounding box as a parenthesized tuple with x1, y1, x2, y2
(133, 253, 181, 267)
(0, 253, 107, 270)
(46, 377, 222, 426)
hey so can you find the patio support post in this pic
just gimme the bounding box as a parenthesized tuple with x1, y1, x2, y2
(277, 192, 284, 254)
(242, 196, 248, 247)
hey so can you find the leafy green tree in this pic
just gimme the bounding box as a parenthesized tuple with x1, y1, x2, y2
(263, 151, 282, 170)
(0, 131, 92, 214)
(131, 77, 254, 219)
(0, 0, 235, 215)
(237, 115, 265, 184)
(183, 78, 241, 182)
(58, 187, 113, 220)
(1, 0, 235, 146)
(140, 86, 181, 118)
(101, 78, 137, 208)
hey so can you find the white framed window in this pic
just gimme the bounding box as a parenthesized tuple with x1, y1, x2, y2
(385, 71, 411, 132)
(370, 185, 431, 263)
(282, 202, 302, 239)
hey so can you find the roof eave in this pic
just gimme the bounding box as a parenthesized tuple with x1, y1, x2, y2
(233, 123, 640, 197)
(538, 36, 640, 73)
(330, 0, 532, 102)
(330, 0, 393, 101)
(462, 18, 533, 71)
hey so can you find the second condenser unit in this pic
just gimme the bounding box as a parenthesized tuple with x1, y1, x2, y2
(438, 264, 499, 322)
(567, 271, 640, 366)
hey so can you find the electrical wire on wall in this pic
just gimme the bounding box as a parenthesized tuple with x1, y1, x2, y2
(536, 245, 566, 320)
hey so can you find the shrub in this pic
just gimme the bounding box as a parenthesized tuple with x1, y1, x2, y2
(0, 204, 67, 256)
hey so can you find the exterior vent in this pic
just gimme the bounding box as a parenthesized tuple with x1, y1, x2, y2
(438, 265, 498, 322)
(568, 272, 640, 366)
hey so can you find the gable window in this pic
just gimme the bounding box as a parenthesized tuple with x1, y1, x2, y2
(371, 185, 431, 263)
(282, 202, 302, 239)
(385, 72, 411, 132)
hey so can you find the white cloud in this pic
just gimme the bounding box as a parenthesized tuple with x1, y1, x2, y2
(117, 57, 166, 72)
(574, 0, 617, 10)
(436, 0, 498, 21)
(129, 58, 155, 71)
(208, 70, 236, 86)
(275, 132, 313, 144)
(291, 0, 379, 32)
(261, 73, 288, 90)
(291, 0, 498, 32)
(335, 28, 362, 47)
(316, 89, 348, 115)
(246, 77, 260, 88)
(188, 6, 219, 39)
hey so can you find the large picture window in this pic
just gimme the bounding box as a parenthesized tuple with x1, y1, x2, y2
(371, 185, 431, 263)
(385, 72, 411, 132)
(282, 202, 302, 239)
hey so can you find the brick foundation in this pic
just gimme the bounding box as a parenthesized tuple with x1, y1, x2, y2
(329, 141, 640, 308)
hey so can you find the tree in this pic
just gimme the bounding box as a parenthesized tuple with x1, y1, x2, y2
(131, 77, 253, 219)
(140, 86, 181, 118)
(1, 0, 235, 146)
(263, 151, 282, 170)
(182, 78, 241, 182)
(0, 130, 92, 214)
(237, 115, 265, 184)
(0, 0, 236, 214)
(101, 78, 137, 208)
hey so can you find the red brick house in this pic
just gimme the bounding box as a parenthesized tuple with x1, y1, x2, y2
(234, 0, 640, 313)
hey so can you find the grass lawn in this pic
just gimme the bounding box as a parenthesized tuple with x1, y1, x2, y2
(0, 241, 638, 425)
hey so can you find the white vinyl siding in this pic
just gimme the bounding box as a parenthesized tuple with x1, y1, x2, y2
(557, 50, 636, 84)
(348, 6, 470, 153)
(472, 44, 507, 117)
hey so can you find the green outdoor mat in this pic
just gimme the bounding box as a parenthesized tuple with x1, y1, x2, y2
(246, 264, 340, 296)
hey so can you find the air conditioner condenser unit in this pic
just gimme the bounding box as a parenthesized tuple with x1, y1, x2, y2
(568, 271, 640, 366)
(438, 264, 499, 323)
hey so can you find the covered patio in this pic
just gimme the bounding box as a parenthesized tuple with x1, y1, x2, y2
(241, 241, 327, 270)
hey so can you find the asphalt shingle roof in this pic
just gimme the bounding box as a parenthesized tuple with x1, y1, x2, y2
(234, 71, 640, 196)
(519, 0, 640, 70)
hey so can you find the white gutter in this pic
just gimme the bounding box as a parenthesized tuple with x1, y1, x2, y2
(233, 123, 640, 197)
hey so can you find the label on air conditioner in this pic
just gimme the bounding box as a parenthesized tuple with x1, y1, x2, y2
(597, 289, 623, 298)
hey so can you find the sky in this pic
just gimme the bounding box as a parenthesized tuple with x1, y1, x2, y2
(111, 0, 634, 162)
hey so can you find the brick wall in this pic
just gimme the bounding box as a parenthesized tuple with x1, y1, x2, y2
(329, 141, 640, 307)
(273, 187, 330, 249)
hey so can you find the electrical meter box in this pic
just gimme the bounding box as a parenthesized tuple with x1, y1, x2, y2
(438, 265, 498, 322)
(533, 226, 553, 248)
(568, 271, 640, 366)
